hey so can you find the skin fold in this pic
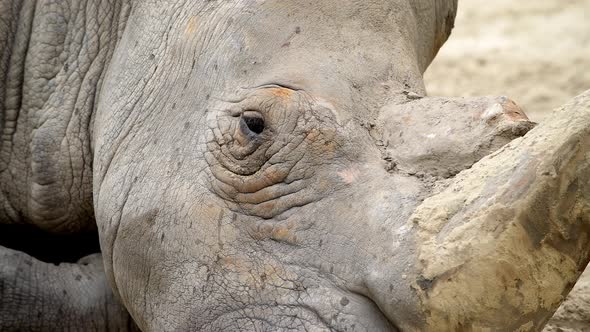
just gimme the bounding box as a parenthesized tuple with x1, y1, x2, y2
(1, 0, 590, 331)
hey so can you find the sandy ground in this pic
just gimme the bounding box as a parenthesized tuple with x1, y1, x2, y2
(425, 1, 590, 330)
(425, 0, 590, 122)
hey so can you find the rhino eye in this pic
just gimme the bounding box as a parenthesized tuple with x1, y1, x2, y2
(240, 111, 265, 135)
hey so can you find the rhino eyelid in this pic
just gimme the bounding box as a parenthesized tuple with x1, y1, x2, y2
(251, 82, 302, 92)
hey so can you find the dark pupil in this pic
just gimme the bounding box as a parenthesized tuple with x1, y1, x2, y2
(242, 115, 265, 134)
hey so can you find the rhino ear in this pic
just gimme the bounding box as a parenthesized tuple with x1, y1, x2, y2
(433, 0, 458, 55)
(376, 95, 535, 178)
(410, 0, 458, 71)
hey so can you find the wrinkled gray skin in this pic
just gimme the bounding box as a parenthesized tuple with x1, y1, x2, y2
(1, 0, 590, 331)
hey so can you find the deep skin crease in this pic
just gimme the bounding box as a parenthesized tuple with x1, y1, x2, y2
(2, 0, 590, 331)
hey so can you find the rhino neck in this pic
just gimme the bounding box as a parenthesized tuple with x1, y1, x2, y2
(0, 0, 132, 233)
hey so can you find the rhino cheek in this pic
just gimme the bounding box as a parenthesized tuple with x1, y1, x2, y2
(109, 194, 397, 331)
(106, 191, 237, 330)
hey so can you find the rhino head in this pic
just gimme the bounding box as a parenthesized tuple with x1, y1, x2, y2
(91, 0, 590, 331)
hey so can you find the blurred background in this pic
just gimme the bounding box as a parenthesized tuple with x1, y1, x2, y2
(424, 0, 590, 122)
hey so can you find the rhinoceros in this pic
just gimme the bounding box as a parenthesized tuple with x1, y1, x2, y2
(1, 0, 589, 331)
